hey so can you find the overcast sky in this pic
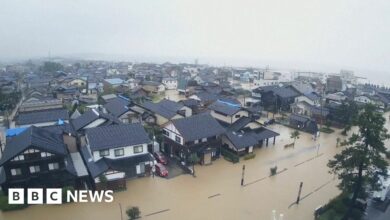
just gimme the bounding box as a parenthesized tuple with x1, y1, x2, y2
(1, 0, 389, 77)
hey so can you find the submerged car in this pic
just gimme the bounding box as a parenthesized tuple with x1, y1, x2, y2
(155, 163, 168, 177)
(153, 151, 168, 165)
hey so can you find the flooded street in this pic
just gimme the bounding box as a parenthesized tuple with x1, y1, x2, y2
(1, 114, 389, 220)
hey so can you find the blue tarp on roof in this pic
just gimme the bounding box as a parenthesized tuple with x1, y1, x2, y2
(6, 127, 28, 137)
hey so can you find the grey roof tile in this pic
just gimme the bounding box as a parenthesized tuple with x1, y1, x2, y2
(86, 124, 151, 151)
(172, 113, 225, 142)
(16, 108, 69, 125)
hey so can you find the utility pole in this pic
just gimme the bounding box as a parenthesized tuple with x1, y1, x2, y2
(296, 182, 303, 204)
(241, 165, 245, 186)
(316, 143, 320, 156)
(119, 203, 123, 220)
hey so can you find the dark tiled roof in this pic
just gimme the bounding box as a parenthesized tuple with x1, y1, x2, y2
(273, 87, 300, 98)
(225, 127, 279, 149)
(180, 99, 199, 107)
(225, 131, 259, 149)
(228, 117, 253, 132)
(86, 124, 151, 151)
(0, 126, 67, 165)
(42, 122, 76, 136)
(252, 127, 280, 140)
(304, 92, 320, 101)
(310, 106, 330, 116)
(194, 91, 218, 103)
(80, 147, 153, 178)
(80, 147, 109, 178)
(71, 109, 120, 131)
(142, 99, 183, 119)
(289, 82, 314, 95)
(104, 97, 130, 117)
(289, 114, 312, 123)
(16, 108, 69, 125)
(208, 100, 241, 116)
(171, 113, 225, 142)
(256, 85, 300, 98)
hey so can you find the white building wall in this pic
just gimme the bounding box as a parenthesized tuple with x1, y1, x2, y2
(163, 123, 184, 145)
(92, 143, 148, 161)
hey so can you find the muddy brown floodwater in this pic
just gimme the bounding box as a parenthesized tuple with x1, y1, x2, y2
(1, 113, 390, 220)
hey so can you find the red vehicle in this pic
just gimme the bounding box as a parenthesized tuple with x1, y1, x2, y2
(153, 151, 168, 165)
(155, 163, 168, 177)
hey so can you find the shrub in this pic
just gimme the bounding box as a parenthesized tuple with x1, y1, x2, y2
(320, 127, 334, 133)
(62, 186, 75, 203)
(126, 206, 141, 220)
(0, 192, 28, 211)
(221, 148, 239, 163)
(244, 153, 256, 160)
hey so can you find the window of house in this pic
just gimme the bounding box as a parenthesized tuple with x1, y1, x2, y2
(41, 152, 53, 157)
(12, 155, 25, 161)
(11, 168, 22, 176)
(133, 145, 143, 154)
(114, 148, 124, 157)
(235, 114, 241, 118)
(48, 163, 60, 170)
(175, 135, 182, 143)
(99, 150, 109, 157)
(29, 165, 40, 174)
(162, 129, 169, 136)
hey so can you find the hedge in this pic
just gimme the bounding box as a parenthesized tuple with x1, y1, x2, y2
(221, 148, 239, 163)
(0, 192, 28, 211)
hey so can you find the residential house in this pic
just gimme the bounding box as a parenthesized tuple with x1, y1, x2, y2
(208, 100, 249, 125)
(189, 91, 219, 107)
(162, 113, 225, 165)
(104, 96, 139, 123)
(162, 77, 178, 90)
(53, 86, 80, 101)
(326, 75, 343, 93)
(15, 108, 69, 127)
(256, 85, 300, 111)
(103, 78, 126, 92)
(288, 114, 318, 134)
(141, 81, 166, 95)
(139, 99, 191, 126)
(81, 124, 153, 190)
(222, 118, 279, 156)
(19, 98, 63, 112)
(0, 126, 85, 192)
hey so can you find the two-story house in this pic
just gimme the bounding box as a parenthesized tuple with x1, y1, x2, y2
(162, 113, 225, 165)
(208, 100, 249, 126)
(139, 99, 192, 126)
(0, 126, 80, 192)
(81, 124, 153, 190)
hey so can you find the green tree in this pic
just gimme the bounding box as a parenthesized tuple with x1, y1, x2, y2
(98, 175, 108, 190)
(188, 153, 200, 177)
(40, 61, 63, 72)
(328, 104, 389, 220)
(290, 130, 300, 146)
(126, 206, 141, 220)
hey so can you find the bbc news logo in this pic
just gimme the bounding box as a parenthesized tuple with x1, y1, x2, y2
(8, 188, 114, 204)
